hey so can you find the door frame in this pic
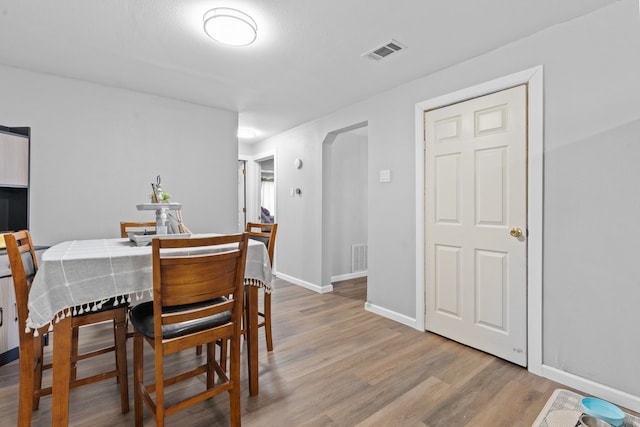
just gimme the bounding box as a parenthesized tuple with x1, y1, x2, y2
(414, 65, 543, 374)
(239, 150, 276, 225)
(238, 159, 247, 231)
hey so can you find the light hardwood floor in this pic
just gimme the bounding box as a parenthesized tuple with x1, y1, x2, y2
(0, 277, 626, 426)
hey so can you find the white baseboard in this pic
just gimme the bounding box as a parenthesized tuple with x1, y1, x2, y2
(364, 302, 417, 329)
(330, 271, 367, 282)
(275, 272, 333, 294)
(541, 364, 640, 413)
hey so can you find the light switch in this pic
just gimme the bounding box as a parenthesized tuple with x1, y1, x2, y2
(380, 169, 391, 183)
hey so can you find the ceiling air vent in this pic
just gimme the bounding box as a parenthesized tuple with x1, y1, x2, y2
(362, 39, 406, 61)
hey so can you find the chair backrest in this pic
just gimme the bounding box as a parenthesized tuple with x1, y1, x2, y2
(152, 233, 249, 346)
(245, 222, 278, 266)
(120, 221, 156, 238)
(4, 230, 39, 340)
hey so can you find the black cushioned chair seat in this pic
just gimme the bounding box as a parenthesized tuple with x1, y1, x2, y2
(129, 297, 230, 339)
(249, 234, 269, 248)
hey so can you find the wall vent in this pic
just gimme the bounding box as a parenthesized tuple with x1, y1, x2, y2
(351, 243, 368, 272)
(362, 39, 406, 61)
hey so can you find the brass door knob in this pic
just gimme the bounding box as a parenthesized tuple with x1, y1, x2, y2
(510, 227, 523, 238)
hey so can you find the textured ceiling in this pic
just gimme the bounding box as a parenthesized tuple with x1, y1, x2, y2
(0, 0, 617, 143)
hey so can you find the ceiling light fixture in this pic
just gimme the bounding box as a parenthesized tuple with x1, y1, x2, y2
(203, 8, 257, 47)
(237, 128, 257, 138)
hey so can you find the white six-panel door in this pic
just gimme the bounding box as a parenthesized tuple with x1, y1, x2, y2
(424, 85, 528, 366)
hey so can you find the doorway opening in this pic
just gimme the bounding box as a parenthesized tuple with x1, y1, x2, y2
(238, 152, 276, 234)
(257, 158, 275, 224)
(321, 121, 369, 294)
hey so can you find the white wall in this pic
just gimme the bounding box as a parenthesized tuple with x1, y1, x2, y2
(252, 0, 640, 405)
(329, 132, 368, 278)
(0, 65, 239, 245)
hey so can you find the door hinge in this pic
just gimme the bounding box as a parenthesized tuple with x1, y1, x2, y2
(423, 124, 427, 147)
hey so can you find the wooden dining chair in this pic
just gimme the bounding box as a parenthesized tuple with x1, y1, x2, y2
(120, 221, 157, 238)
(121, 221, 156, 338)
(4, 230, 129, 427)
(245, 222, 278, 351)
(129, 233, 248, 427)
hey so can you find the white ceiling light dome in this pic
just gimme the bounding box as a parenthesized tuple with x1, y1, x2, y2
(203, 8, 257, 47)
(237, 128, 257, 138)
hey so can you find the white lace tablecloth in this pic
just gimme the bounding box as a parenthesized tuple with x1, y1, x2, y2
(27, 234, 272, 331)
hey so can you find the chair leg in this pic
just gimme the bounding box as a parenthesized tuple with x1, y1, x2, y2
(32, 335, 44, 410)
(229, 336, 241, 427)
(17, 339, 36, 427)
(154, 349, 166, 427)
(242, 289, 248, 342)
(70, 326, 79, 381)
(133, 334, 144, 427)
(206, 342, 216, 388)
(114, 309, 130, 413)
(229, 383, 241, 427)
(264, 291, 273, 352)
(219, 339, 228, 372)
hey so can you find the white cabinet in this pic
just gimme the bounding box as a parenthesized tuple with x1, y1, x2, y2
(0, 275, 19, 355)
(0, 278, 7, 354)
(0, 248, 44, 363)
(0, 131, 29, 187)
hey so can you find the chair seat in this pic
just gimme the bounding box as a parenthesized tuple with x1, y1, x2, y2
(129, 297, 230, 339)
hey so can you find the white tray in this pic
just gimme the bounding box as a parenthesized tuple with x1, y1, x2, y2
(128, 232, 192, 246)
(136, 203, 182, 211)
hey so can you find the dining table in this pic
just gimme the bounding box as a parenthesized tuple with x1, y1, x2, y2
(27, 233, 272, 426)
